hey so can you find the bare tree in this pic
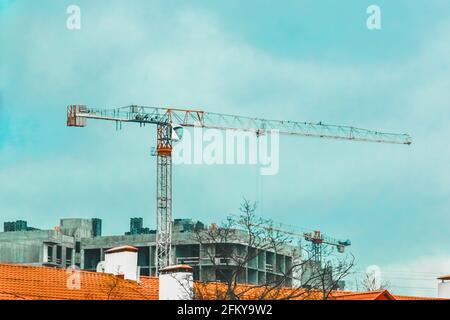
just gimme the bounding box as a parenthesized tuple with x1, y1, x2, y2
(358, 273, 390, 292)
(308, 247, 355, 299)
(191, 199, 355, 300)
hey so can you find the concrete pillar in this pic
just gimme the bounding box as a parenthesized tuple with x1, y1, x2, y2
(62, 246, 67, 267)
(52, 245, 57, 263)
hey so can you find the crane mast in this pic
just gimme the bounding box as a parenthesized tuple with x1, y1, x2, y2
(67, 104, 411, 273)
(156, 124, 173, 269)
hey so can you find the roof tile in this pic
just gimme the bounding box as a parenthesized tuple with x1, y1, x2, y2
(0, 263, 446, 300)
(0, 263, 158, 300)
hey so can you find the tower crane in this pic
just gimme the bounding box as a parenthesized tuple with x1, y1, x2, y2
(258, 219, 351, 265)
(67, 104, 411, 273)
(303, 230, 351, 265)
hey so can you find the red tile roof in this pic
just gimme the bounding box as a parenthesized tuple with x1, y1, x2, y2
(331, 290, 395, 300)
(0, 263, 446, 300)
(0, 263, 158, 300)
(394, 295, 447, 300)
(195, 283, 400, 300)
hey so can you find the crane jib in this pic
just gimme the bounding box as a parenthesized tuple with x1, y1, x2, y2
(67, 105, 412, 145)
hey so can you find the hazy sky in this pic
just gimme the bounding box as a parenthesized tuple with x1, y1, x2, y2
(1, 0, 450, 296)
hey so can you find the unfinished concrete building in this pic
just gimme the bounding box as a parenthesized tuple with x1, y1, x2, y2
(0, 218, 101, 268)
(0, 217, 301, 287)
(82, 219, 300, 286)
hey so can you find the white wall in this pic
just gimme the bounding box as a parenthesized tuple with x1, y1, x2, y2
(159, 271, 193, 300)
(438, 281, 450, 298)
(104, 250, 138, 281)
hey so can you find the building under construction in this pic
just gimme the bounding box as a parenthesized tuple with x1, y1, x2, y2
(0, 217, 335, 287)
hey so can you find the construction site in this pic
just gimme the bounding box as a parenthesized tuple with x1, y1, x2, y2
(64, 104, 411, 275)
(0, 104, 412, 289)
(0, 215, 351, 289)
(0, 104, 415, 298)
(5, 1, 450, 305)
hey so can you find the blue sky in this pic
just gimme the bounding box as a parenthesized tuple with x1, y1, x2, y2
(1, 0, 450, 296)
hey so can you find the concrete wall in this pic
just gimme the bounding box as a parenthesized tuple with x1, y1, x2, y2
(0, 230, 75, 266)
(0, 238, 42, 263)
(60, 218, 94, 239)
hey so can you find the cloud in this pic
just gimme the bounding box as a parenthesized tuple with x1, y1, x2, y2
(347, 255, 450, 297)
(378, 255, 450, 297)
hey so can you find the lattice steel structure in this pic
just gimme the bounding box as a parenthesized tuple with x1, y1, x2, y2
(303, 230, 351, 264)
(156, 124, 173, 269)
